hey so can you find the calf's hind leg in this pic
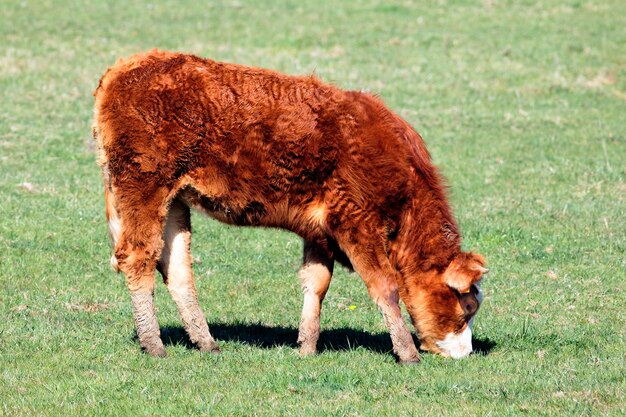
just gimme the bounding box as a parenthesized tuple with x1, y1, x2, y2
(158, 199, 220, 353)
(297, 240, 334, 355)
(113, 194, 169, 357)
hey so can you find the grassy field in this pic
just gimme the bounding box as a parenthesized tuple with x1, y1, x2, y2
(1, 0, 624, 415)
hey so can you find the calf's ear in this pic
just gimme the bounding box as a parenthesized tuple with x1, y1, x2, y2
(444, 252, 489, 293)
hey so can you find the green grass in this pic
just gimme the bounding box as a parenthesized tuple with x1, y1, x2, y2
(1, 0, 624, 415)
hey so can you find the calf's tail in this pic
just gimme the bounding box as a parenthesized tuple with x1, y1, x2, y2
(93, 110, 121, 272)
(104, 178, 121, 272)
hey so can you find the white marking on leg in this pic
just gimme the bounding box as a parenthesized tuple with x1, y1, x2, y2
(298, 263, 328, 354)
(165, 231, 191, 289)
(130, 290, 166, 357)
(436, 325, 473, 359)
(160, 206, 218, 352)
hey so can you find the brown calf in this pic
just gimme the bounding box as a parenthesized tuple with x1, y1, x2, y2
(93, 50, 488, 362)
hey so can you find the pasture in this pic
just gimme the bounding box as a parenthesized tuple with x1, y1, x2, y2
(1, 0, 624, 415)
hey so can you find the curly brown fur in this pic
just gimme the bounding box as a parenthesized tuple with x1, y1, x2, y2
(94, 50, 486, 360)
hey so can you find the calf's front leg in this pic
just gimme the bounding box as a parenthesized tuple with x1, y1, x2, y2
(339, 238, 421, 364)
(297, 240, 334, 355)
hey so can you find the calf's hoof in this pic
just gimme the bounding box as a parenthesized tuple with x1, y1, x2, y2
(199, 342, 221, 355)
(140, 335, 167, 357)
(297, 336, 318, 356)
(398, 354, 421, 365)
(298, 344, 317, 356)
(144, 345, 167, 358)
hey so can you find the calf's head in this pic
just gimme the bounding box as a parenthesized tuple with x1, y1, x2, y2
(403, 252, 488, 359)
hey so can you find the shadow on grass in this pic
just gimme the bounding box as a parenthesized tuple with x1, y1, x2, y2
(472, 337, 497, 355)
(159, 322, 497, 356)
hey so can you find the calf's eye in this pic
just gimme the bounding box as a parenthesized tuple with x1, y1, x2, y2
(459, 293, 478, 316)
